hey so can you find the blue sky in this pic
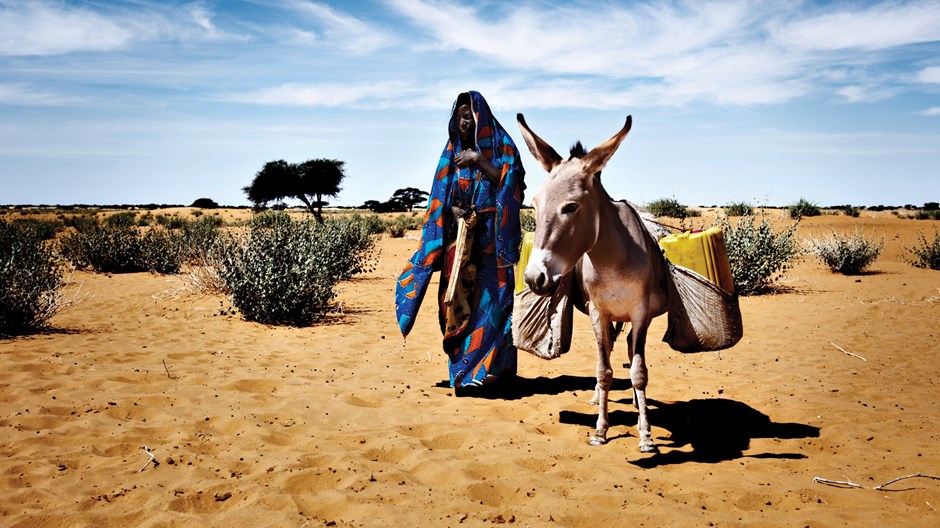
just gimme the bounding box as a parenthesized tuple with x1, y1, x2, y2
(1, 0, 938, 208)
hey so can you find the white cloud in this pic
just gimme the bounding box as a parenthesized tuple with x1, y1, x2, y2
(836, 84, 898, 103)
(383, 0, 940, 108)
(0, 1, 132, 56)
(771, 1, 940, 51)
(917, 66, 940, 84)
(386, 0, 811, 105)
(219, 81, 418, 107)
(284, 0, 394, 53)
(187, 3, 221, 38)
(919, 107, 940, 116)
(0, 1, 250, 57)
(0, 83, 80, 105)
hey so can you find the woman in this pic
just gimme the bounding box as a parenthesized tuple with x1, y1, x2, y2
(395, 91, 525, 392)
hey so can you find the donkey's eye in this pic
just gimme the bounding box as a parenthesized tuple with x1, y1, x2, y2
(561, 202, 579, 215)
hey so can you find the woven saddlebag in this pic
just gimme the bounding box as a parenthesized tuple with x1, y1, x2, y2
(663, 263, 743, 352)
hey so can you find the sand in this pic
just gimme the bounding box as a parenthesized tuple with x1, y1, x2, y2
(1, 210, 938, 527)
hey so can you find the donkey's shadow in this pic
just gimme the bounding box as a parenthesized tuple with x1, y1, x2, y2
(444, 374, 819, 466)
(558, 395, 819, 467)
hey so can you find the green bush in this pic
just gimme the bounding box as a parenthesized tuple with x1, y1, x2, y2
(249, 210, 292, 229)
(180, 216, 222, 263)
(63, 214, 100, 233)
(11, 218, 65, 240)
(137, 213, 155, 226)
(355, 213, 388, 236)
(807, 230, 883, 274)
(905, 228, 940, 270)
(520, 209, 537, 232)
(386, 222, 407, 238)
(646, 198, 701, 219)
(717, 215, 801, 295)
(912, 210, 940, 220)
(840, 205, 860, 218)
(385, 214, 422, 238)
(788, 198, 821, 219)
(723, 202, 753, 217)
(104, 211, 137, 228)
(214, 216, 376, 326)
(0, 221, 66, 335)
(155, 214, 188, 229)
(59, 225, 184, 274)
(316, 216, 378, 281)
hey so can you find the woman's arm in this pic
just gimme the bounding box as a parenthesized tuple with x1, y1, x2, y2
(454, 150, 502, 186)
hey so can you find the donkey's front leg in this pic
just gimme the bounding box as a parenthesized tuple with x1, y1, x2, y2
(629, 320, 658, 453)
(589, 306, 613, 446)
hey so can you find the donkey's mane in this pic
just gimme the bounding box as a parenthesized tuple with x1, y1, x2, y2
(569, 141, 586, 159)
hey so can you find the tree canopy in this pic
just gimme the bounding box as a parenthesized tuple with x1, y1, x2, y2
(243, 159, 346, 221)
(392, 187, 429, 212)
(362, 187, 429, 213)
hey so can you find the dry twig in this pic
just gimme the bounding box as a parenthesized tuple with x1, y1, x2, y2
(162, 359, 176, 380)
(814, 473, 940, 491)
(139, 446, 157, 472)
(875, 473, 940, 491)
(829, 341, 866, 361)
(813, 476, 862, 488)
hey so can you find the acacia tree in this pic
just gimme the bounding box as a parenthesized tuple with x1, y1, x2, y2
(392, 187, 429, 212)
(297, 158, 346, 222)
(243, 158, 346, 221)
(243, 160, 297, 210)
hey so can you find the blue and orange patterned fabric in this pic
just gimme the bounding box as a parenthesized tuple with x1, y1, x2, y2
(395, 91, 525, 388)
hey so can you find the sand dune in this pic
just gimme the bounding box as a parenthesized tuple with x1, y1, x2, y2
(1, 211, 938, 527)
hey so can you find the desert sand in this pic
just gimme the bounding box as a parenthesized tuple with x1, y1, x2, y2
(1, 210, 938, 527)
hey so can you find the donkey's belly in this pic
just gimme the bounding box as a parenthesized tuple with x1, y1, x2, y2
(581, 264, 668, 322)
(585, 281, 653, 322)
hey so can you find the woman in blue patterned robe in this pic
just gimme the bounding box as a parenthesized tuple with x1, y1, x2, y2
(395, 91, 525, 392)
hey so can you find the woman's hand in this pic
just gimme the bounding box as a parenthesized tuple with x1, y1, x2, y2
(454, 150, 482, 169)
(455, 150, 501, 185)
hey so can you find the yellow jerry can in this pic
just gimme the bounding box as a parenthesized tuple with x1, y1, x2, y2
(515, 231, 536, 294)
(659, 227, 735, 294)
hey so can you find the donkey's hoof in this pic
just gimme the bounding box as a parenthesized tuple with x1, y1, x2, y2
(589, 433, 607, 446)
(639, 441, 659, 453)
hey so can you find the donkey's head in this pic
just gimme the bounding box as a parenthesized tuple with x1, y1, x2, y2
(517, 114, 633, 296)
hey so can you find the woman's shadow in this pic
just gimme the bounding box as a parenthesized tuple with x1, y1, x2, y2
(450, 374, 820, 467)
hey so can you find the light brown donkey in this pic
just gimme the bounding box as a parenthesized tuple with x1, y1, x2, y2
(517, 113, 668, 453)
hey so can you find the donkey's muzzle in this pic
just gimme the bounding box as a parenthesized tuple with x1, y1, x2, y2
(523, 248, 558, 297)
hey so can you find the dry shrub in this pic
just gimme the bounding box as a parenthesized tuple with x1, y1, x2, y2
(807, 229, 883, 275)
(905, 228, 940, 270)
(717, 215, 801, 295)
(1, 221, 66, 335)
(214, 214, 377, 326)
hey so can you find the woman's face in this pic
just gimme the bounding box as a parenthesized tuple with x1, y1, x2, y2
(456, 104, 474, 145)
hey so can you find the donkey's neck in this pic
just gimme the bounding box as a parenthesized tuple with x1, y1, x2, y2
(584, 196, 652, 275)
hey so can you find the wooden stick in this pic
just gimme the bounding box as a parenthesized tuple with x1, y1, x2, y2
(162, 359, 176, 379)
(813, 476, 862, 488)
(875, 473, 940, 490)
(814, 473, 940, 491)
(139, 446, 157, 472)
(444, 213, 475, 305)
(829, 341, 867, 361)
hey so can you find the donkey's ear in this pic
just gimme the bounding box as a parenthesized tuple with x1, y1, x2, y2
(582, 115, 632, 176)
(517, 113, 562, 172)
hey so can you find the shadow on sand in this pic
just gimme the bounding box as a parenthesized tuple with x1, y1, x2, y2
(560, 397, 820, 467)
(445, 374, 820, 466)
(439, 374, 632, 399)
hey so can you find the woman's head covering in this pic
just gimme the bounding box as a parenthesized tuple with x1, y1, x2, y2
(447, 91, 508, 166)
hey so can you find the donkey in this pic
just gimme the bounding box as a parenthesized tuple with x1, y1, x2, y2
(517, 113, 668, 453)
